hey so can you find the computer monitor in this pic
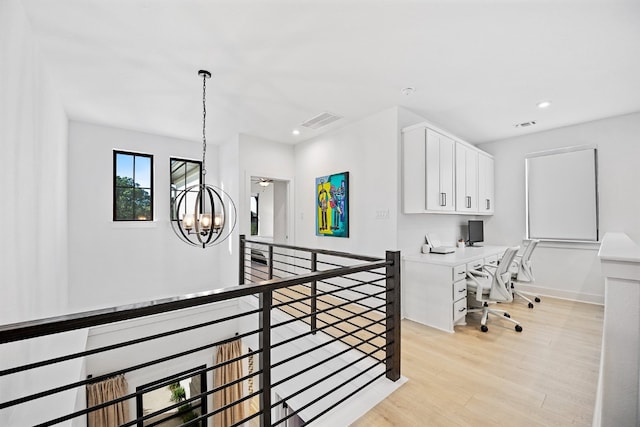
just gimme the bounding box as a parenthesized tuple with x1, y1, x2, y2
(468, 220, 484, 246)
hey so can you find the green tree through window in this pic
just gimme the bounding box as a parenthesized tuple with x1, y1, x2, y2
(113, 151, 153, 221)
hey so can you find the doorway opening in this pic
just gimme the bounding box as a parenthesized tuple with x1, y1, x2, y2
(249, 176, 289, 244)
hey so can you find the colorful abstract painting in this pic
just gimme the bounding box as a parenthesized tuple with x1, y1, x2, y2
(316, 172, 349, 238)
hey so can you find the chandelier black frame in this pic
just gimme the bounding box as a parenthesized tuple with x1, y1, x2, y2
(171, 70, 237, 248)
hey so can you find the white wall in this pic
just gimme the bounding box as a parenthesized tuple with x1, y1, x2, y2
(222, 134, 295, 285)
(217, 135, 241, 287)
(292, 109, 408, 309)
(0, 0, 69, 324)
(294, 107, 400, 257)
(398, 214, 476, 253)
(0, 4, 86, 425)
(478, 112, 640, 303)
(293, 105, 480, 259)
(0, 330, 88, 427)
(292, 106, 477, 265)
(292, 105, 628, 305)
(68, 121, 230, 310)
(238, 134, 295, 239)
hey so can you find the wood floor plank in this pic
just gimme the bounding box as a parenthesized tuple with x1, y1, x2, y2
(352, 297, 603, 427)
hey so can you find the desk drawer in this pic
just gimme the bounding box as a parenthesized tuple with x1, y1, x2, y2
(453, 297, 467, 323)
(452, 279, 467, 301)
(453, 264, 467, 281)
(467, 259, 484, 272)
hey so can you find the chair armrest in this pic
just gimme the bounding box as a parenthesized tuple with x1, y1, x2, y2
(467, 269, 490, 279)
(466, 271, 489, 302)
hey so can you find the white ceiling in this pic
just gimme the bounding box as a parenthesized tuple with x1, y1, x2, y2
(21, 0, 640, 145)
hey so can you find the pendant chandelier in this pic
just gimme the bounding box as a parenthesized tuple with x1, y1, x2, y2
(171, 70, 237, 248)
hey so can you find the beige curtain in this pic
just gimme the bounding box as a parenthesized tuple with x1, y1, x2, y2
(213, 339, 245, 427)
(86, 375, 129, 427)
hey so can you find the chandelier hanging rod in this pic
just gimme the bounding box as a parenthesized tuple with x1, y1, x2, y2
(198, 70, 211, 181)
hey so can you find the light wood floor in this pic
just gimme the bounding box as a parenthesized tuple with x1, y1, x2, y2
(351, 297, 604, 427)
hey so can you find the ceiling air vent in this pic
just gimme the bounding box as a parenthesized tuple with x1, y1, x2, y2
(301, 112, 342, 130)
(515, 121, 537, 128)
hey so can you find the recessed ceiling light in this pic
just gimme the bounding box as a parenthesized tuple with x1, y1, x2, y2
(537, 100, 552, 109)
(292, 129, 300, 135)
(401, 87, 416, 96)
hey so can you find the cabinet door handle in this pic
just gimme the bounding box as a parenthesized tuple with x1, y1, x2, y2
(486, 199, 490, 210)
(458, 288, 466, 293)
(466, 196, 471, 208)
(458, 307, 467, 313)
(440, 192, 447, 207)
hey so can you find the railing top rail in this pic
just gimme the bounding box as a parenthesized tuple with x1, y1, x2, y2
(243, 237, 383, 263)
(0, 259, 390, 345)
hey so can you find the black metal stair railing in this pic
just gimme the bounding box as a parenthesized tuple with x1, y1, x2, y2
(0, 235, 401, 426)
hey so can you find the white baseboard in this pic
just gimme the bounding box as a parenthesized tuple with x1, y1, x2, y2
(515, 283, 604, 305)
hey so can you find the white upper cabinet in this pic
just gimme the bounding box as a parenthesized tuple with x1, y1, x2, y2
(426, 129, 455, 212)
(402, 127, 455, 213)
(402, 122, 494, 215)
(402, 127, 427, 213)
(478, 152, 495, 214)
(455, 142, 478, 213)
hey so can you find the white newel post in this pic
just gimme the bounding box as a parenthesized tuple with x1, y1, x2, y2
(594, 233, 640, 427)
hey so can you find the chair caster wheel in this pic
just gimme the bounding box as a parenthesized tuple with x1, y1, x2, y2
(515, 325, 523, 332)
(481, 325, 488, 333)
(535, 297, 541, 303)
(528, 302, 534, 309)
(504, 313, 511, 318)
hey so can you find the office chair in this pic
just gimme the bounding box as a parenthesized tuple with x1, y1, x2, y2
(466, 246, 522, 333)
(509, 239, 541, 308)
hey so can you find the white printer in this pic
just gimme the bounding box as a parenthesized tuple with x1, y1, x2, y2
(422, 234, 456, 254)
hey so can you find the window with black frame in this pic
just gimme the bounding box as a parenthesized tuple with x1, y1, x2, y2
(113, 151, 154, 221)
(170, 158, 202, 221)
(135, 366, 207, 427)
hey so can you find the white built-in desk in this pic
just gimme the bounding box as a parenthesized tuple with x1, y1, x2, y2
(402, 246, 507, 333)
